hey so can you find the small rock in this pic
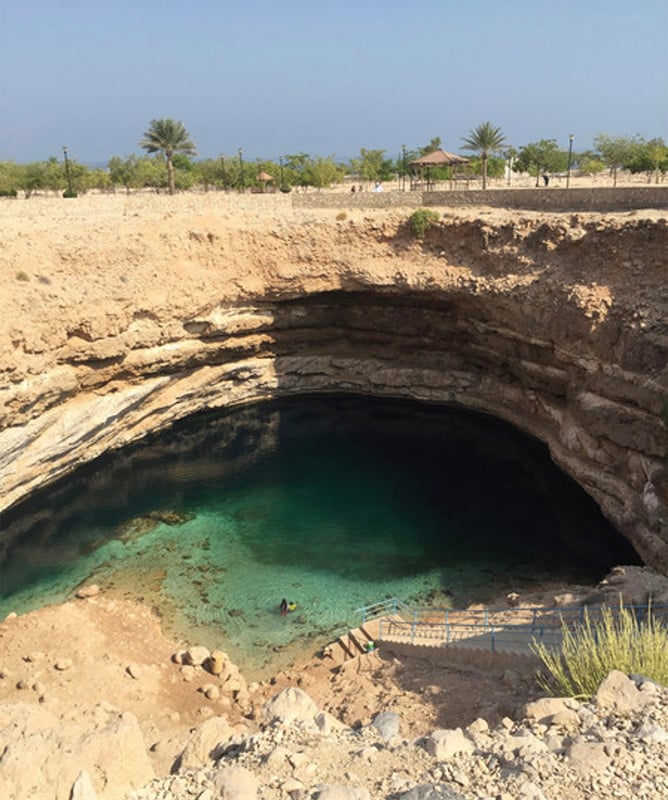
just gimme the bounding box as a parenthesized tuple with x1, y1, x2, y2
(126, 663, 142, 680)
(398, 786, 467, 799)
(313, 786, 371, 800)
(25, 651, 46, 662)
(75, 584, 100, 599)
(635, 722, 668, 743)
(54, 659, 73, 671)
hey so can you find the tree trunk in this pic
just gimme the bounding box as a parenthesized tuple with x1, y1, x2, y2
(482, 154, 488, 190)
(167, 156, 175, 195)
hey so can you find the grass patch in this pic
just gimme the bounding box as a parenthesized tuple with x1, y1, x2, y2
(532, 603, 668, 699)
(408, 208, 440, 238)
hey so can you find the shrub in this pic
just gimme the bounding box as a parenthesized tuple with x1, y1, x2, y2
(279, 185, 292, 193)
(336, 211, 347, 221)
(0, 188, 17, 197)
(408, 208, 440, 238)
(532, 603, 668, 699)
(15, 271, 29, 281)
(62, 188, 78, 198)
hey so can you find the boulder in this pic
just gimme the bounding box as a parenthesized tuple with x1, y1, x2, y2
(212, 765, 258, 799)
(207, 649, 227, 675)
(184, 645, 210, 667)
(566, 741, 610, 776)
(371, 710, 400, 741)
(263, 686, 320, 724)
(594, 670, 652, 715)
(0, 703, 153, 800)
(177, 716, 237, 771)
(424, 728, 474, 760)
(523, 697, 578, 724)
(315, 711, 348, 734)
(70, 770, 98, 800)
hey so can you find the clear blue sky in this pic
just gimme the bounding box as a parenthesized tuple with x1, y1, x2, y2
(1, 0, 666, 164)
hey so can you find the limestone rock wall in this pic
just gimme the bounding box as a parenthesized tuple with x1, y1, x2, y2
(0, 200, 665, 571)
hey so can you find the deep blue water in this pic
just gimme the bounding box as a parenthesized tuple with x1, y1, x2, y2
(0, 395, 637, 676)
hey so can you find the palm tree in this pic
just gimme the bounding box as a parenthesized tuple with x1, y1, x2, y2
(461, 122, 506, 190)
(139, 118, 197, 195)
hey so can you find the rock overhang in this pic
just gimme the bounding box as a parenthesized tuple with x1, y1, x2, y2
(0, 201, 665, 572)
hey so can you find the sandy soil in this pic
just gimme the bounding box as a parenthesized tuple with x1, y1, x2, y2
(0, 580, 584, 778)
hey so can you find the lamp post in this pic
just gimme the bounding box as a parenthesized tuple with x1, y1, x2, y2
(402, 144, 407, 191)
(62, 146, 74, 196)
(566, 134, 574, 189)
(238, 148, 245, 193)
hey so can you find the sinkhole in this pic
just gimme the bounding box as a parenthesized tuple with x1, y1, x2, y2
(0, 394, 639, 677)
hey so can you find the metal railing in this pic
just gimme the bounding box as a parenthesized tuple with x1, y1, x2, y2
(355, 597, 668, 653)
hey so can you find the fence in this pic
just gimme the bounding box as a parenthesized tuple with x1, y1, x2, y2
(355, 597, 668, 653)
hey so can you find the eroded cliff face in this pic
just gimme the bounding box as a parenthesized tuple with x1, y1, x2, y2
(0, 197, 665, 571)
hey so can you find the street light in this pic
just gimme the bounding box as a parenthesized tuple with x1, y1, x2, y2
(566, 135, 574, 189)
(402, 145, 407, 191)
(238, 148, 245, 193)
(62, 146, 75, 196)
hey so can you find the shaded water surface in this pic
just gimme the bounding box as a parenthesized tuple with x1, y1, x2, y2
(0, 396, 638, 676)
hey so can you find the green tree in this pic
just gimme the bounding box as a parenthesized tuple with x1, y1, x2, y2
(625, 137, 668, 184)
(283, 153, 311, 188)
(305, 156, 344, 189)
(467, 156, 506, 181)
(108, 155, 142, 193)
(593, 133, 642, 187)
(139, 118, 197, 195)
(352, 148, 388, 184)
(514, 139, 566, 185)
(574, 150, 606, 176)
(461, 121, 506, 189)
(0, 161, 24, 196)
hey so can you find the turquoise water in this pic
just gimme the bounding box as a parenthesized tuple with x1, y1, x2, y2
(0, 396, 637, 677)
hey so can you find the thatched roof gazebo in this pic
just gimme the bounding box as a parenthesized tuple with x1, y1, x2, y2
(256, 171, 274, 192)
(409, 149, 469, 190)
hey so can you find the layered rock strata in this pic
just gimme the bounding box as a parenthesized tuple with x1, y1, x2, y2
(0, 198, 665, 570)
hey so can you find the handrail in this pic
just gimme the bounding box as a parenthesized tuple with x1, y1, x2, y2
(355, 597, 668, 652)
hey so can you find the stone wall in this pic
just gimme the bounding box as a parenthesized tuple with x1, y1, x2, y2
(293, 186, 668, 212)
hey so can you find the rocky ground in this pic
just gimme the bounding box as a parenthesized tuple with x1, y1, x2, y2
(1, 567, 667, 798)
